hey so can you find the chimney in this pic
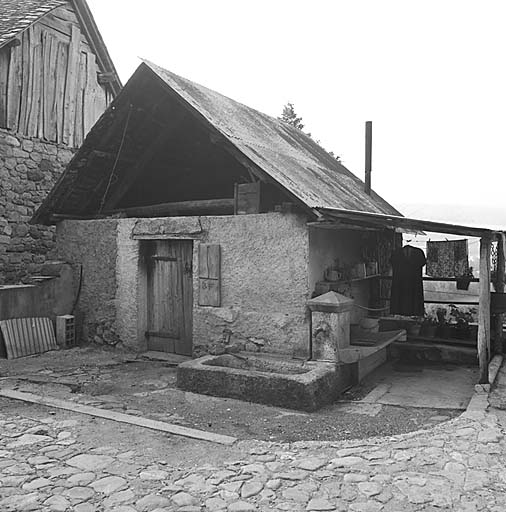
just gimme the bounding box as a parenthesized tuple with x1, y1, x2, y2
(365, 121, 372, 195)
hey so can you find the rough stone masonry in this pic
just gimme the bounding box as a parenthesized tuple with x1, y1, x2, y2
(0, 128, 73, 284)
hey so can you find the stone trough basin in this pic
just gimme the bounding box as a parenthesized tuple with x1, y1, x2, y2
(177, 353, 352, 411)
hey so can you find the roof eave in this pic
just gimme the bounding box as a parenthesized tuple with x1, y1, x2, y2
(72, 0, 122, 95)
(318, 207, 506, 238)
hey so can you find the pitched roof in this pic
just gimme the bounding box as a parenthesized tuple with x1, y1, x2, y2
(0, 0, 121, 94)
(143, 60, 400, 216)
(0, 0, 65, 47)
(33, 60, 401, 223)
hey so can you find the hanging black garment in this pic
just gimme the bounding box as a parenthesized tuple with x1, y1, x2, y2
(390, 245, 426, 316)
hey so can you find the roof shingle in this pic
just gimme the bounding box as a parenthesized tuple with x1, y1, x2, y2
(0, 0, 66, 48)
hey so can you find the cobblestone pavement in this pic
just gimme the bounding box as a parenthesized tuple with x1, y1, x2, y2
(1, 392, 506, 512)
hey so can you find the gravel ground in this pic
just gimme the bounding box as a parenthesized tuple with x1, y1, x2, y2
(0, 346, 464, 443)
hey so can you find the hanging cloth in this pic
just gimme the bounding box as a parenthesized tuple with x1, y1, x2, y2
(426, 239, 469, 278)
(390, 245, 426, 316)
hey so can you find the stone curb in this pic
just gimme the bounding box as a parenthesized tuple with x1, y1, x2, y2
(463, 354, 504, 419)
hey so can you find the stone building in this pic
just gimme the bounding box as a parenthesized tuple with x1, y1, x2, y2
(33, 60, 405, 363)
(0, 0, 120, 283)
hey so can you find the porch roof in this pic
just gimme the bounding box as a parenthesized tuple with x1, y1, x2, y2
(317, 207, 506, 238)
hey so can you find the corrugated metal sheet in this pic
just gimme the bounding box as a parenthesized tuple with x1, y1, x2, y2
(0, 317, 57, 359)
(0, 0, 66, 48)
(143, 60, 400, 216)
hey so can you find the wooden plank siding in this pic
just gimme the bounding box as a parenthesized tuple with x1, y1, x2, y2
(0, 5, 111, 147)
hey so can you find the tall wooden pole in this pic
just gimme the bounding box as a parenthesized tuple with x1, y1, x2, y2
(494, 234, 505, 354)
(478, 236, 492, 383)
(365, 121, 372, 195)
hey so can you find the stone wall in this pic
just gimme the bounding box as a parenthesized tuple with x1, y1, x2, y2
(56, 213, 311, 355)
(191, 213, 310, 357)
(0, 129, 74, 283)
(56, 219, 119, 346)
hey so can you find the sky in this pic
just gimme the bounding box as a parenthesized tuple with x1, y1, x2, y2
(86, 0, 506, 223)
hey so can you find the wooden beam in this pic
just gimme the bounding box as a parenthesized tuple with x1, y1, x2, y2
(49, 213, 111, 222)
(97, 72, 116, 84)
(494, 234, 505, 354)
(478, 236, 492, 383)
(106, 198, 235, 218)
(101, 112, 186, 212)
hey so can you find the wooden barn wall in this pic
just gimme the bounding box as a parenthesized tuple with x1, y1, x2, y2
(0, 5, 113, 148)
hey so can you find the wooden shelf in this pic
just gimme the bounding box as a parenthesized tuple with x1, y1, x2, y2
(381, 275, 479, 283)
(348, 274, 381, 283)
(408, 334, 477, 347)
(319, 274, 380, 285)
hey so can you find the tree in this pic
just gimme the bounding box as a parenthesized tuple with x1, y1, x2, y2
(279, 102, 341, 161)
(328, 150, 341, 162)
(279, 102, 304, 130)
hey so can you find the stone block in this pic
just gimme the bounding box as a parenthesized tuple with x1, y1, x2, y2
(39, 159, 53, 171)
(4, 158, 16, 169)
(13, 148, 29, 158)
(3, 134, 20, 147)
(13, 224, 29, 237)
(21, 139, 34, 152)
(28, 170, 44, 182)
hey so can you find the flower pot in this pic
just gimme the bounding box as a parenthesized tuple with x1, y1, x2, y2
(420, 323, 437, 338)
(425, 325, 437, 338)
(437, 324, 453, 339)
(456, 277, 472, 291)
(468, 324, 478, 341)
(407, 323, 421, 337)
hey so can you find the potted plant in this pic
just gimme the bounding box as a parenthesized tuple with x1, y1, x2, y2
(454, 318, 470, 340)
(435, 307, 452, 338)
(420, 314, 438, 338)
(407, 321, 422, 337)
(449, 305, 476, 340)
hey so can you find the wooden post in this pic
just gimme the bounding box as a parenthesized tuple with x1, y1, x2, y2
(494, 234, 506, 354)
(365, 121, 372, 195)
(478, 236, 492, 383)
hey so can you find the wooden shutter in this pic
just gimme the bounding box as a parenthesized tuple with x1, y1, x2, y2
(199, 244, 221, 306)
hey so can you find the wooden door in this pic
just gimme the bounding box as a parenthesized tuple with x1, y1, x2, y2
(146, 240, 193, 355)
